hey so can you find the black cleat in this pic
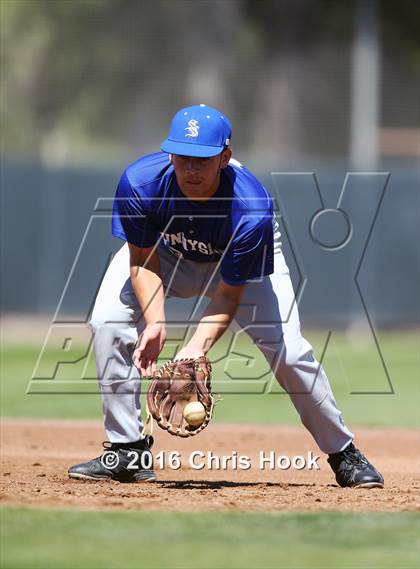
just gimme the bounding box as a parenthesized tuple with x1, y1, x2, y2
(327, 442, 384, 488)
(68, 436, 156, 483)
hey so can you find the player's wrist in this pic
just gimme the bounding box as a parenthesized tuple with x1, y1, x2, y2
(175, 344, 205, 360)
(144, 320, 166, 328)
(185, 340, 208, 356)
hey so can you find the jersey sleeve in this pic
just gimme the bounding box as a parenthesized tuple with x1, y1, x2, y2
(111, 171, 159, 248)
(220, 214, 274, 286)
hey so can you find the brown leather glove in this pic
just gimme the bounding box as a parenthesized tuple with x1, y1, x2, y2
(146, 356, 214, 437)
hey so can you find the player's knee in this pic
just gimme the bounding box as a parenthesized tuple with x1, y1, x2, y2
(89, 317, 106, 335)
(88, 317, 98, 333)
(89, 302, 119, 332)
(89, 318, 120, 342)
(89, 318, 137, 356)
(278, 339, 315, 370)
(278, 348, 300, 369)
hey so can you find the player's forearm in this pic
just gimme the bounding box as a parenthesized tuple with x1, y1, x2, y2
(130, 266, 166, 324)
(128, 243, 166, 327)
(187, 294, 239, 354)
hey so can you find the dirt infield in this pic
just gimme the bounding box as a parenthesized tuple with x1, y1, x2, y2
(1, 419, 418, 512)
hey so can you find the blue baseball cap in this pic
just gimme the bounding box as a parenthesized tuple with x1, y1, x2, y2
(161, 104, 232, 158)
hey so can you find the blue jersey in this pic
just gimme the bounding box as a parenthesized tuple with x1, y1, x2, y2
(112, 152, 274, 285)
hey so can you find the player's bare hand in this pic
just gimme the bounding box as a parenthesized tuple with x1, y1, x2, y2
(133, 323, 166, 377)
(174, 345, 205, 360)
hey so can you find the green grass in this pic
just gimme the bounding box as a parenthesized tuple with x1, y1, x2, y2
(1, 508, 419, 569)
(1, 330, 418, 427)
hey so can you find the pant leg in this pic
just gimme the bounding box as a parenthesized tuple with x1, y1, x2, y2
(234, 248, 354, 454)
(89, 243, 144, 443)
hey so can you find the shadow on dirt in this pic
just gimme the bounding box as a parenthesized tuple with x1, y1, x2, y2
(157, 480, 320, 490)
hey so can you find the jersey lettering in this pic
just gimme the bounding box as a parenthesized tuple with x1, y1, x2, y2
(161, 231, 222, 257)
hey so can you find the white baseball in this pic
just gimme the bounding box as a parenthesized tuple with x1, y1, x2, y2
(183, 401, 206, 426)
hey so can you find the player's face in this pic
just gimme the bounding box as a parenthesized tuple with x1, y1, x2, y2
(171, 148, 232, 200)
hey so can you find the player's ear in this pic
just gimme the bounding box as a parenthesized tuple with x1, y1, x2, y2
(220, 148, 232, 169)
(169, 154, 173, 164)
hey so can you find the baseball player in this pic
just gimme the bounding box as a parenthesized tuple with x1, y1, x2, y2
(69, 104, 384, 488)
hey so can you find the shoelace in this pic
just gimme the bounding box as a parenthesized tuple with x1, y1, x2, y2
(337, 444, 369, 467)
